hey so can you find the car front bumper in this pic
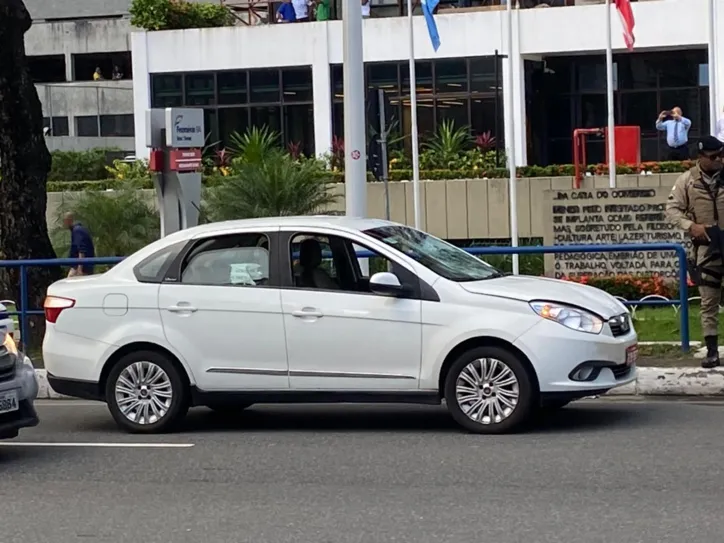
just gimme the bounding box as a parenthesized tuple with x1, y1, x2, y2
(514, 317, 638, 395)
(0, 354, 40, 439)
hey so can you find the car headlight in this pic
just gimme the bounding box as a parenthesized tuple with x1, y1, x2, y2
(530, 301, 603, 334)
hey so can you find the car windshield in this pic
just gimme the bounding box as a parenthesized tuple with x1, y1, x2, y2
(364, 225, 503, 282)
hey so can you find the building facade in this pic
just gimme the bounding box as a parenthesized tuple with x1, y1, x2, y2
(121, 0, 719, 166)
(25, 0, 135, 152)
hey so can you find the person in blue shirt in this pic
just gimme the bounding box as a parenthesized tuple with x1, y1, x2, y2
(63, 213, 95, 276)
(276, 0, 296, 22)
(655, 107, 692, 161)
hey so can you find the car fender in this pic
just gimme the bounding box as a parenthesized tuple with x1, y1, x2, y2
(420, 318, 540, 388)
(98, 331, 198, 386)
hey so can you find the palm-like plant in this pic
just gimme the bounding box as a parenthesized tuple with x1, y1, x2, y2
(52, 183, 160, 257)
(206, 150, 338, 221)
(228, 125, 280, 164)
(423, 119, 473, 168)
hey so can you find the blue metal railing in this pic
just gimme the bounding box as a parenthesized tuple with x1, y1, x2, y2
(0, 242, 690, 352)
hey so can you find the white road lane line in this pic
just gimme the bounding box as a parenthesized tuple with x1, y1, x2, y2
(0, 442, 194, 448)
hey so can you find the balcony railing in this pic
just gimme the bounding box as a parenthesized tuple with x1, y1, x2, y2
(220, 0, 658, 25)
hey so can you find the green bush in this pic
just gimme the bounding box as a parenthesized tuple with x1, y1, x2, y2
(51, 182, 160, 257)
(130, 0, 235, 31)
(48, 149, 114, 182)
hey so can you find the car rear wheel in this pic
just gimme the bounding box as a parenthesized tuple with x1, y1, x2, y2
(444, 346, 535, 434)
(105, 350, 189, 434)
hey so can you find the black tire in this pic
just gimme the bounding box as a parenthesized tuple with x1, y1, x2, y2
(105, 350, 189, 434)
(444, 346, 536, 434)
(206, 402, 254, 414)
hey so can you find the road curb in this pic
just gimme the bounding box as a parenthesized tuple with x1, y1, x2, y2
(32, 367, 724, 399)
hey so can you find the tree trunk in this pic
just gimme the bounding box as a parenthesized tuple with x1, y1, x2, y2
(0, 0, 61, 350)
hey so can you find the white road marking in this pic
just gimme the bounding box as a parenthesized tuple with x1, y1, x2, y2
(0, 442, 194, 448)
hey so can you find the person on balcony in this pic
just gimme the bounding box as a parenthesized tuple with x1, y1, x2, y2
(276, 0, 296, 23)
(292, 0, 310, 21)
(361, 0, 370, 17)
(314, 0, 330, 20)
(656, 106, 692, 161)
(92, 67, 104, 81)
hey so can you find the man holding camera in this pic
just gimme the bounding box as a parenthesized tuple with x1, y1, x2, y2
(666, 136, 724, 368)
(656, 107, 692, 161)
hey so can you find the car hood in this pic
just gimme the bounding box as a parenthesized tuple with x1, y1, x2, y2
(459, 275, 627, 319)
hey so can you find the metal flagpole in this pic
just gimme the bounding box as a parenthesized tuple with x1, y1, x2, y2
(605, 0, 616, 188)
(708, 0, 717, 134)
(505, 0, 519, 275)
(343, 0, 367, 218)
(407, 0, 422, 229)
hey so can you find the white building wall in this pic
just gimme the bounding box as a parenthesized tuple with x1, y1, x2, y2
(132, 0, 719, 162)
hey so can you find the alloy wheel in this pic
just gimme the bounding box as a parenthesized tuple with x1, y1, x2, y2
(114, 361, 174, 425)
(455, 357, 520, 424)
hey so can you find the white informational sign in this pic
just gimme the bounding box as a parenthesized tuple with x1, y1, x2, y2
(165, 108, 205, 148)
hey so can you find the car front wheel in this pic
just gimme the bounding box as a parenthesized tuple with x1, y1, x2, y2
(444, 346, 535, 434)
(105, 350, 189, 434)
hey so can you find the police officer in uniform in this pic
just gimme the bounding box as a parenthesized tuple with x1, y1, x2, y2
(666, 136, 724, 368)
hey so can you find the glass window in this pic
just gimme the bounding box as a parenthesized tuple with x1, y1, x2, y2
(615, 56, 657, 90)
(699, 64, 709, 87)
(282, 68, 313, 102)
(700, 87, 710, 132)
(204, 108, 219, 147)
(367, 63, 399, 95)
(437, 98, 469, 130)
(135, 242, 187, 283)
(470, 57, 498, 94)
(151, 74, 183, 108)
(640, 137, 660, 162)
(658, 51, 706, 88)
(217, 71, 248, 105)
(75, 116, 98, 137)
(332, 101, 344, 138)
(401, 61, 433, 95)
(435, 59, 468, 93)
(184, 73, 215, 106)
(284, 104, 314, 156)
(364, 225, 501, 282)
(43, 116, 69, 136)
(401, 96, 434, 143)
(250, 106, 282, 134)
(331, 64, 344, 100)
(290, 234, 339, 290)
(576, 58, 608, 93)
(619, 92, 658, 138)
(182, 234, 270, 286)
(100, 114, 135, 137)
(543, 95, 572, 139)
(579, 94, 609, 128)
(218, 108, 249, 148)
(249, 69, 280, 103)
(540, 58, 572, 95)
(471, 98, 500, 140)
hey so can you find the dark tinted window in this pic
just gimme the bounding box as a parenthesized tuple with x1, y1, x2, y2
(134, 242, 187, 283)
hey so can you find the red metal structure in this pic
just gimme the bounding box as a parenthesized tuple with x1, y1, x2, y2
(573, 128, 603, 188)
(573, 125, 642, 188)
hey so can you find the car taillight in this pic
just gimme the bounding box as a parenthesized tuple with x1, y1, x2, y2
(44, 296, 75, 323)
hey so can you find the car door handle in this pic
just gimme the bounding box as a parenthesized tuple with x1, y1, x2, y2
(291, 308, 323, 318)
(167, 304, 197, 313)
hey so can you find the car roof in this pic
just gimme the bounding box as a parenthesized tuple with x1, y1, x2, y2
(171, 215, 400, 240)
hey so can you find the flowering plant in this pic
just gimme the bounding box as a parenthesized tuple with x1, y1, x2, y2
(562, 274, 676, 300)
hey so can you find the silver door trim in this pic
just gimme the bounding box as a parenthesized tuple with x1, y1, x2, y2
(206, 368, 415, 380)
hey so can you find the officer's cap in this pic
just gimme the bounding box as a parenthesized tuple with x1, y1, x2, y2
(698, 135, 724, 153)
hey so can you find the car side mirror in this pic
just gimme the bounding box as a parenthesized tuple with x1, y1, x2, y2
(369, 272, 406, 297)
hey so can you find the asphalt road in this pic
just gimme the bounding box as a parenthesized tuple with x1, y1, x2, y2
(2, 399, 724, 543)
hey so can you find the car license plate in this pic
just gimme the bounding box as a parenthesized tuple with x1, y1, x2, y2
(0, 390, 19, 415)
(626, 345, 638, 366)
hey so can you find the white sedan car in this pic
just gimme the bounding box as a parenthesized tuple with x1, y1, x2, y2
(43, 216, 637, 434)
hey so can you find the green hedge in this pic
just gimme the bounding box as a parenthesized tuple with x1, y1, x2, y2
(130, 0, 235, 31)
